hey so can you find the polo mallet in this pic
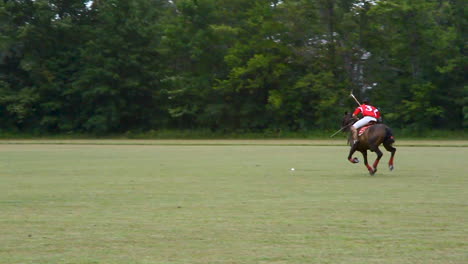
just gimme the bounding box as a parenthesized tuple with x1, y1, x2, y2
(350, 92, 361, 106)
(330, 92, 362, 137)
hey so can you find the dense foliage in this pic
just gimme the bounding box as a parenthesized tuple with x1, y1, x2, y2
(0, 0, 466, 134)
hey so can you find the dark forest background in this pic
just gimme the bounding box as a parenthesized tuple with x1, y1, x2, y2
(0, 0, 466, 136)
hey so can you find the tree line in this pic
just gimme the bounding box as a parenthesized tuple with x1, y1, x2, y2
(0, 0, 466, 134)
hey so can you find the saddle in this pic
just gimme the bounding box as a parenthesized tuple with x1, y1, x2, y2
(358, 122, 376, 136)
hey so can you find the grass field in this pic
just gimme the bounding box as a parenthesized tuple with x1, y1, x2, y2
(0, 140, 467, 264)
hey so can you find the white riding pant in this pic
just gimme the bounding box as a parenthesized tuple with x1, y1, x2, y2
(352, 116, 377, 129)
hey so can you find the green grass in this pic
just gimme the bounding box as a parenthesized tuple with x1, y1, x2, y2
(0, 128, 465, 140)
(0, 141, 467, 264)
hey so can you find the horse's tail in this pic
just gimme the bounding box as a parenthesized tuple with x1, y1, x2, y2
(384, 126, 395, 144)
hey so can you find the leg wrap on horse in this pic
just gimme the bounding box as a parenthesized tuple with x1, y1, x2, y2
(373, 159, 380, 169)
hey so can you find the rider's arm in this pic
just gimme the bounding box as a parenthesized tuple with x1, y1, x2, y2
(352, 106, 362, 119)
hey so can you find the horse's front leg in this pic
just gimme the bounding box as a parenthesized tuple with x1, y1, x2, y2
(361, 150, 375, 175)
(348, 144, 359, 164)
(369, 146, 383, 175)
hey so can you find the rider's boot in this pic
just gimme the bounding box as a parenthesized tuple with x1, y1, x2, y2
(351, 126, 359, 146)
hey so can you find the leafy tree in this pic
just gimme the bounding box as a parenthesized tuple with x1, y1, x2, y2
(365, 0, 464, 130)
(0, 0, 465, 134)
(213, 1, 294, 130)
(159, 0, 227, 129)
(0, 0, 80, 131)
(71, 0, 169, 133)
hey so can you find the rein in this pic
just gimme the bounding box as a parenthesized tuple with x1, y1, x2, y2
(330, 122, 354, 137)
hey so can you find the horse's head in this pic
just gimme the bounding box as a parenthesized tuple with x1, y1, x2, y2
(342, 111, 356, 130)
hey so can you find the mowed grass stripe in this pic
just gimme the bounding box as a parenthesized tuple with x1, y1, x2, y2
(0, 143, 466, 264)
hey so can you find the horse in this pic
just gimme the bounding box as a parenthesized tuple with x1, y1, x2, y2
(342, 112, 396, 175)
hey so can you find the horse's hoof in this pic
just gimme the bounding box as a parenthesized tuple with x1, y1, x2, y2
(389, 165, 394, 171)
(352, 157, 359, 163)
(369, 168, 377, 176)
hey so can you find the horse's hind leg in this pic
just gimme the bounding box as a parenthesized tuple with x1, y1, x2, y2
(384, 142, 396, 171)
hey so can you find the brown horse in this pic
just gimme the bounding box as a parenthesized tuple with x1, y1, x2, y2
(342, 112, 396, 175)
